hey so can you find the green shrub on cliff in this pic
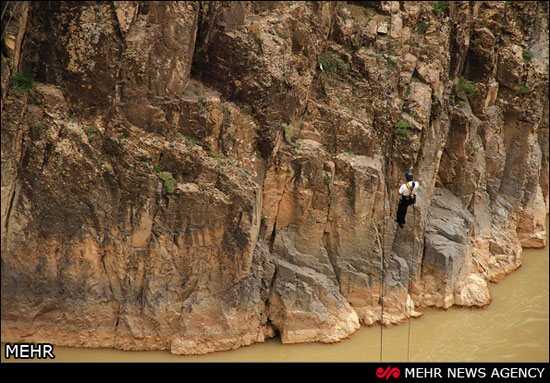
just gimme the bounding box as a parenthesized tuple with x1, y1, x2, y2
(519, 86, 530, 95)
(417, 19, 428, 34)
(396, 120, 411, 139)
(457, 78, 477, 99)
(159, 171, 175, 194)
(323, 172, 332, 185)
(318, 51, 350, 77)
(10, 69, 34, 93)
(522, 49, 533, 61)
(347, 186, 354, 201)
(433, 1, 447, 13)
(282, 122, 294, 141)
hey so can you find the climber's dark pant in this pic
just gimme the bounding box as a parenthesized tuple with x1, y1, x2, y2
(396, 197, 414, 226)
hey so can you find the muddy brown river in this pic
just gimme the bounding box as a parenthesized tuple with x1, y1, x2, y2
(2, 217, 548, 362)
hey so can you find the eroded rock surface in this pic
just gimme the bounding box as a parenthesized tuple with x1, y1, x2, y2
(1, 1, 548, 354)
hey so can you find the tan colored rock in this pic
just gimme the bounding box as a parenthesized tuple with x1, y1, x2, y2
(113, 1, 139, 35)
(377, 21, 388, 35)
(400, 52, 417, 84)
(517, 184, 547, 248)
(409, 80, 432, 124)
(1, 1, 548, 356)
(268, 258, 360, 344)
(389, 15, 402, 40)
(454, 273, 491, 307)
(496, 44, 525, 90)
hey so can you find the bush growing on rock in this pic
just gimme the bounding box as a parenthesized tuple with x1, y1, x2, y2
(457, 78, 477, 99)
(433, 1, 447, 14)
(396, 120, 411, 138)
(519, 86, 530, 95)
(159, 171, 175, 194)
(10, 69, 34, 93)
(318, 51, 350, 77)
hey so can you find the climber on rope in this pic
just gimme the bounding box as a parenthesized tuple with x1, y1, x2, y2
(396, 171, 418, 229)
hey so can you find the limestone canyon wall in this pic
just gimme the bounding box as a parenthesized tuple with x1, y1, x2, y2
(1, 1, 548, 355)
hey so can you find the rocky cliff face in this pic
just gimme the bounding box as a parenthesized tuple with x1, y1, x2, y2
(1, 1, 548, 355)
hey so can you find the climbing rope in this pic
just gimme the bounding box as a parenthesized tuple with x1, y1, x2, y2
(379, 163, 387, 362)
(379, 1, 393, 363)
(379, 0, 426, 362)
(1, 2, 14, 41)
(407, 203, 416, 362)
(1, 1, 10, 21)
(403, 1, 428, 362)
(404, 2, 425, 357)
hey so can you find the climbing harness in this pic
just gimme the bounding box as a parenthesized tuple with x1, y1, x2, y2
(404, 181, 416, 203)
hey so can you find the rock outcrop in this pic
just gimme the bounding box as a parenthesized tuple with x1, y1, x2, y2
(1, 1, 548, 354)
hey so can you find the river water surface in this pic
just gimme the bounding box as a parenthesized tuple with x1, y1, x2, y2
(2, 217, 548, 362)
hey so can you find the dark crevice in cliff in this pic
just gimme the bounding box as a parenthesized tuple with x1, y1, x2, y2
(3, 184, 18, 248)
(267, 167, 291, 253)
(190, 1, 223, 84)
(322, 180, 344, 293)
(3, 96, 29, 251)
(108, 2, 128, 118)
(264, 260, 279, 337)
(267, 318, 281, 341)
(323, 230, 344, 294)
(268, 223, 277, 252)
(189, 1, 205, 81)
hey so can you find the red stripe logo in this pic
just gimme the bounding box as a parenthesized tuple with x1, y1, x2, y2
(376, 365, 401, 380)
